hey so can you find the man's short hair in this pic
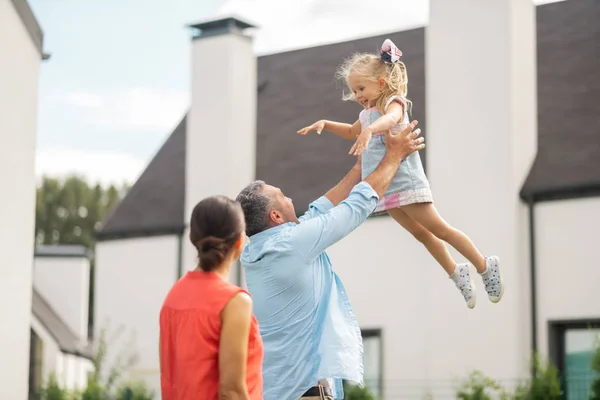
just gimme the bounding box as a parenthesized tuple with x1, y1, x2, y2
(236, 180, 273, 237)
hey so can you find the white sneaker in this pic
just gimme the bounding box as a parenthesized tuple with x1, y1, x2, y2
(450, 263, 476, 309)
(480, 256, 504, 303)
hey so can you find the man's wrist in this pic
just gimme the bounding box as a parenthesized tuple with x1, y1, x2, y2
(382, 150, 406, 165)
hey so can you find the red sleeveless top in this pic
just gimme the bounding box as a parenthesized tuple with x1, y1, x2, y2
(159, 271, 263, 400)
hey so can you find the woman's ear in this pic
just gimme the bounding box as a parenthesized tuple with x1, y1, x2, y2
(378, 77, 386, 88)
(235, 232, 246, 250)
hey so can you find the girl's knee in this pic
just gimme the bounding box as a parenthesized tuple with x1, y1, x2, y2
(412, 228, 436, 244)
(430, 225, 453, 241)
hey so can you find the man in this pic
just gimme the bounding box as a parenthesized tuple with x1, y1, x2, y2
(236, 121, 424, 400)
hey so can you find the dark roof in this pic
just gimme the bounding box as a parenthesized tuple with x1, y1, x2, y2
(31, 288, 93, 360)
(98, 0, 600, 239)
(10, 0, 46, 58)
(96, 115, 187, 240)
(520, 0, 600, 201)
(35, 245, 92, 259)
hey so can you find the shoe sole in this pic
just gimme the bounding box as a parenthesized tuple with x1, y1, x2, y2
(467, 279, 476, 309)
(488, 256, 504, 303)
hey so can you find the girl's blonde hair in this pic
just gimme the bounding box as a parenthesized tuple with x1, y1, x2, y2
(336, 51, 412, 115)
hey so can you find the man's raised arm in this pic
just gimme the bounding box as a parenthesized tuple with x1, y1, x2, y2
(291, 121, 424, 261)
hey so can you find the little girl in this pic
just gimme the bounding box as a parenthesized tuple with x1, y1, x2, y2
(297, 39, 503, 309)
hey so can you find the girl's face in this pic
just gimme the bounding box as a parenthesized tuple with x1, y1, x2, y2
(347, 72, 385, 108)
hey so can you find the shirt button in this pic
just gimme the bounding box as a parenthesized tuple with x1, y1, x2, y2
(341, 291, 345, 295)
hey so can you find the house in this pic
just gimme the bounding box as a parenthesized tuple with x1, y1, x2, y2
(95, 0, 600, 398)
(29, 245, 95, 397)
(0, 0, 48, 398)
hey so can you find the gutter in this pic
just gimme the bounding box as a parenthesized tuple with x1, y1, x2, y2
(528, 197, 538, 362)
(177, 231, 184, 279)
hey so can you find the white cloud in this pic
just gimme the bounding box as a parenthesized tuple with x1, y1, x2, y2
(62, 88, 189, 132)
(218, 0, 428, 54)
(36, 148, 147, 187)
(218, 0, 566, 55)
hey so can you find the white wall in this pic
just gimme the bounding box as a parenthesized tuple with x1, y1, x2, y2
(95, 235, 179, 397)
(55, 353, 94, 392)
(424, 0, 537, 397)
(330, 211, 532, 398)
(0, 1, 42, 398)
(535, 197, 600, 356)
(34, 256, 91, 342)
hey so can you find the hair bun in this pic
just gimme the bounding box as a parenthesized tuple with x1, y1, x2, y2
(200, 236, 224, 252)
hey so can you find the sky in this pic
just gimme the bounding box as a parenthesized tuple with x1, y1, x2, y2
(28, 0, 565, 187)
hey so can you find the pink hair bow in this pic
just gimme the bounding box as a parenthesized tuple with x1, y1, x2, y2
(380, 38, 402, 63)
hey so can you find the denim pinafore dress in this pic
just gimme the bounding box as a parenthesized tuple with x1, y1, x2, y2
(359, 96, 433, 214)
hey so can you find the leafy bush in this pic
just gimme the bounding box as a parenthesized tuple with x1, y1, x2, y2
(513, 354, 561, 400)
(343, 381, 376, 400)
(455, 370, 508, 400)
(590, 337, 600, 400)
(38, 323, 154, 400)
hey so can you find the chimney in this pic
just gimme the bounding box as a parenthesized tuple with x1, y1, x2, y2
(183, 16, 258, 274)
(33, 245, 91, 343)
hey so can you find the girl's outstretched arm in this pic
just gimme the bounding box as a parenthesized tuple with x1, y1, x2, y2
(350, 102, 404, 156)
(297, 119, 361, 140)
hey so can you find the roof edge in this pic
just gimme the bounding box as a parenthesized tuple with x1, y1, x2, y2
(35, 245, 93, 259)
(9, 0, 46, 58)
(31, 290, 92, 360)
(95, 225, 186, 242)
(520, 182, 600, 203)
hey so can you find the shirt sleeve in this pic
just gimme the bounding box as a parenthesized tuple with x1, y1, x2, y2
(290, 182, 379, 262)
(298, 196, 335, 223)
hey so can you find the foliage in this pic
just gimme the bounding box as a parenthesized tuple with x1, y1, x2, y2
(37, 323, 153, 400)
(39, 373, 75, 400)
(343, 381, 376, 400)
(513, 353, 562, 400)
(590, 336, 600, 400)
(35, 175, 126, 250)
(455, 370, 508, 400)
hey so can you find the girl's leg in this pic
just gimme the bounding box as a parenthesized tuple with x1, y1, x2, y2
(401, 203, 487, 273)
(387, 208, 457, 275)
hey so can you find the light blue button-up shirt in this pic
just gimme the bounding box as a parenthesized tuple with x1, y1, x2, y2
(240, 182, 379, 400)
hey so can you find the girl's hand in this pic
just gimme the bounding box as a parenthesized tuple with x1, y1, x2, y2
(349, 128, 372, 156)
(297, 120, 325, 135)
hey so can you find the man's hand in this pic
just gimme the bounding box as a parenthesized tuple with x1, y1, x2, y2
(384, 121, 424, 162)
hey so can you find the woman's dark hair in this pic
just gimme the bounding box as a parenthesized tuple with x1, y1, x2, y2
(189, 195, 245, 272)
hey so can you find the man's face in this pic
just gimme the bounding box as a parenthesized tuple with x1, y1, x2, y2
(262, 184, 298, 225)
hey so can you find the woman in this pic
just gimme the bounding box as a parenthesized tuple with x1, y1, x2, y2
(159, 195, 263, 400)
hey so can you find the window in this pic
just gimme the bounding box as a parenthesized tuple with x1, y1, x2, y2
(29, 328, 44, 399)
(344, 329, 383, 399)
(549, 319, 600, 400)
(362, 329, 383, 398)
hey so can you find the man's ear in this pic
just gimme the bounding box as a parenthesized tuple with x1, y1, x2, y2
(269, 209, 283, 224)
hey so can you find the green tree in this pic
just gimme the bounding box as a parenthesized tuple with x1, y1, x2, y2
(35, 175, 125, 250)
